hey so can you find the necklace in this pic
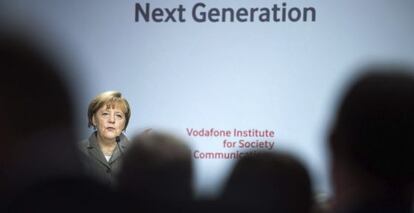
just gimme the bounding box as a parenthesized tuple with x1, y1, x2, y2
(103, 150, 113, 156)
(97, 139, 116, 156)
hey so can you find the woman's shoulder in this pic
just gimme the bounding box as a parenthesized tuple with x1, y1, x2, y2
(77, 139, 90, 155)
(78, 138, 89, 146)
(78, 133, 95, 152)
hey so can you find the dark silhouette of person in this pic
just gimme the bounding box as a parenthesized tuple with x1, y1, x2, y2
(0, 32, 118, 212)
(220, 151, 313, 213)
(117, 130, 193, 213)
(328, 65, 414, 213)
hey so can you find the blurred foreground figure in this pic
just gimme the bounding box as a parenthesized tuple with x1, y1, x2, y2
(0, 33, 116, 212)
(0, 33, 81, 205)
(117, 130, 193, 213)
(220, 152, 313, 213)
(328, 66, 414, 213)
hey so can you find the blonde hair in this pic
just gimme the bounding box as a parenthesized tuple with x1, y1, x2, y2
(87, 91, 131, 130)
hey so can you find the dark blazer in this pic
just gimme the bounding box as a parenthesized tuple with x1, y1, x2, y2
(79, 132, 129, 186)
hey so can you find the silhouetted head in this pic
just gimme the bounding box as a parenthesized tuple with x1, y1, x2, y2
(0, 33, 82, 204)
(0, 33, 74, 146)
(221, 152, 312, 213)
(117, 130, 193, 203)
(330, 65, 414, 185)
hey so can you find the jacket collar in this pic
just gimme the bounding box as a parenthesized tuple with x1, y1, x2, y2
(87, 132, 129, 166)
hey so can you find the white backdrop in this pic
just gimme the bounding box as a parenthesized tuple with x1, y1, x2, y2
(2, 0, 414, 197)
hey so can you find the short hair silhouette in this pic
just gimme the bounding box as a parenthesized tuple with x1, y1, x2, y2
(117, 130, 192, 212)
(0, 33, 83, 209)
(0, 34, 74, 142)
(330, 66, 414, 183)
(329, 65, 414, 212)
(221, 152, 312, 213)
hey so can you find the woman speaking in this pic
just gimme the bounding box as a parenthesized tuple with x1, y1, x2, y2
(79, 91, 131, 186)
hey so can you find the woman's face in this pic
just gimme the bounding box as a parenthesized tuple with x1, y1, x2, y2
(93, 103, 126, 141)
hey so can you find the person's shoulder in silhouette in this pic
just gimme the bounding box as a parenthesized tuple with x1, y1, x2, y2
(0, 32, 115, 212)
